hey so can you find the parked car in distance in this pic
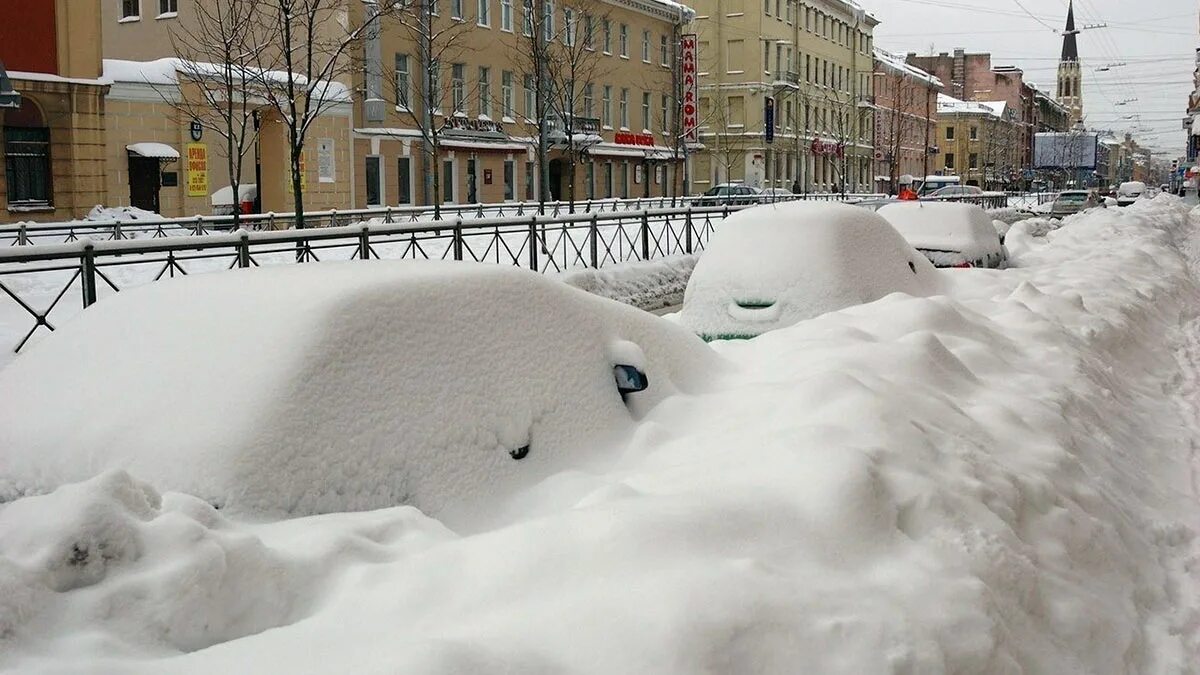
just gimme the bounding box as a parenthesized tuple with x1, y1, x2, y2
(695, 184, 761, 207)
(1116, 181, 1146, 206)
(1049, 190, 1102, 219)
(925, 185, 984, 199)
(916, 175, 962, 196)
(680, 202, 939, 341)
(876, 202, 1007, 269)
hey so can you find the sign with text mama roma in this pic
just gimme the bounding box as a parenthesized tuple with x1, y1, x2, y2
(682, 34, 698, 143)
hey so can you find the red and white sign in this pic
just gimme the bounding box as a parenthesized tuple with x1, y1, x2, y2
(811, 139, 844, 158)
(681, 34, 698, 143)
(614, 131, 655, 146)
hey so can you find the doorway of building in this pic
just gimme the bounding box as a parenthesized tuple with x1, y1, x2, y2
(128, 156, 162, 213)
(466, 158, 477, 203)
(548, 158, 564, 202)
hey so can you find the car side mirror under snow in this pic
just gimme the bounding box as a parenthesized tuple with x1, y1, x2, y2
(614, 364, 649, 396)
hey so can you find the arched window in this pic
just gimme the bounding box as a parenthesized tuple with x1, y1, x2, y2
(4, 98, 52, 207)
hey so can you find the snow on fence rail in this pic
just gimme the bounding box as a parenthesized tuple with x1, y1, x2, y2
(0, 205, 737, 359)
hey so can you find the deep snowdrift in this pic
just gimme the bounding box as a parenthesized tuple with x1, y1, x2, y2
(2, 197, 1199, 673)
(0, 262, 719, 521)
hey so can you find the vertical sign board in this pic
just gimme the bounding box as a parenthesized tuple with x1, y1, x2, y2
(764, 97, 775, 144)
(186, 143, 208, 197)
(286, 152, 307, 194)
(681, 34, 698, 143)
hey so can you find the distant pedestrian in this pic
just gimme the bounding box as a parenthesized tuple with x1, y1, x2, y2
(897, 174, 918, 201)
(791, 179, 801, 194)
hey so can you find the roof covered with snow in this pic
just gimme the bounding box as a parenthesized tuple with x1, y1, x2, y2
(874, 49, 943, 89)
(937, 94, 1005, 118)
(126, 142, 179, 160)
(103, 58, 352, 103)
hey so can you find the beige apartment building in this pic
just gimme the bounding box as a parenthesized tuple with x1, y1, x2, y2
(936, 94, 1022, 190)
(689, 0, 877, 194)
(350, 0, 692, 208)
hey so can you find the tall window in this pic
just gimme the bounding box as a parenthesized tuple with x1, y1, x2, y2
(121, 0, 139, 19)
(764, 42, 770, 75)
(477, 0, 490, 26)
(522, 0, 532, 36)
(602, 85, 612, 127)
(365, 156, 382, 206)
(619, 24, 628, 57)
(563, 7, 575, 46)
(660, 35, 668, 66)
(500, 0, 512, 31)
(660, 94, 669, 132)
(394, 54, 410, 109)
(504, 160, 515, 200)
(4, 123, 52, 206)
(641, 30, 650, 62)
(946, 127, 955, 141)
(478, 66, 491, 117)
(158, 0, 177, 14)
(619, 88, 629, 129)
(584, 14, 594, 49)
(603, 19, 611, 53)
(452, 63, 465, 113)
(397, 157, 412, 204)
(502, 70, 514, 118)
(641, 92, 651, 131)
(451, 0, 462, 18)
(542, 0, 554, 41)
(430, 59, 442, 111)
(583, 84, 594, 118)
(524, 74, 535, 118)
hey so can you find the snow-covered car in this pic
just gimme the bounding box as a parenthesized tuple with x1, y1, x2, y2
(680, 201, 939, 341)
(876, 202, 1007, 269)
(695, 184, 761, 207)
(1049, 190, 1102, 219)
(925, 185, 984, 199)
(1116, 181, 1146, 206)
(0, 262, 719, 522)
(759, 187, 795, 201)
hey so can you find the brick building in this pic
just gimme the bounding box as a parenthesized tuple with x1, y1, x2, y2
(872, 49, 940, 194)
(0, 0, 109, 222)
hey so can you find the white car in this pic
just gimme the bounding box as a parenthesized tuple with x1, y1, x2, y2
(876, 202, 1007, 269)
(680, 201, 939, 341)
(0, 261, 717, 521)
(1116, 181, 1146, 207)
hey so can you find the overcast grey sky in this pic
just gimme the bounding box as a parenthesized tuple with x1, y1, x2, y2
(869, 0, 1198, 155)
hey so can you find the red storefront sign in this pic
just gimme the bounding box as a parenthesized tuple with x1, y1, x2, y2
(811, 139, 845, 158)
(615, 131, 655, 146)
(681, 34, 698, 143)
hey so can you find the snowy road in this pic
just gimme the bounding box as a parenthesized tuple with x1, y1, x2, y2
(2, 197, 1200, 673)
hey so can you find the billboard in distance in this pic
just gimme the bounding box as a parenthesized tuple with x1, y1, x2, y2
(1034, 132, 1099, 169)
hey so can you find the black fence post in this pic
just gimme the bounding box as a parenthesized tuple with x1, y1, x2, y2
(685, 207, 693, 255)
(358, 226, 371, 260)
(237, 231, 251, 268)
(640, 211, 650, 260)
(589, 213, 599, 268)
(17, 224, 27, 246)
(528, 215, 539, 271)
(453, 218, 464, 261)
(81, 243, 97, 308)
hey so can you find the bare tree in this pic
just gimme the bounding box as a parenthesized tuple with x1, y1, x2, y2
(381, 0, 482, 218)
(165, 0, 266, 230)
(255, 0, 389, 228)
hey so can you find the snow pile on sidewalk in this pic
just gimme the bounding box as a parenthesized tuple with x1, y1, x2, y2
(1, 198, 1198, 672)
(82, 205, 163, 223)
(559, 254, 696, 311)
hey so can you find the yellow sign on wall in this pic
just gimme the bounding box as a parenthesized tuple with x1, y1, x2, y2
(186, 143, 208, 197)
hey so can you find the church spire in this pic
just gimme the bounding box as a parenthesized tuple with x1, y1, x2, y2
(1061, 0, 1079, 62)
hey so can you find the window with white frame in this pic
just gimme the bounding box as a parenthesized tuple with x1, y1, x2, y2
(451, 0, 462, 18)
(524, 74, 535, 118)
(542, 0, 554, 41)
(583, 84, 594, 117)
(158, 0, 177, 15)
(500, 0, 512, 31)
(430, 59, 442, 111)
(619, 88, 628, 128)
(602, 85, 612, 127)
(452, 63, 465, 113)
(501, 70, 514, 118)
(430, 0, 439, 15)
(478, 66, 491, 117)
(660, 94, 669, 132)
(619, 24, 628, 57)
(641, 30, 650, 62)
(584, 14, 594, 49)
(478, 0, 490, 26)
(522, 0, 532, 36)
(563, 7, 575, 46)
(660, 35, 668, 66)
(121, 0, 139, 19)
(603, 19, 611, 53)
(394, 54, 410, 109)
(641, 91, 650, 131)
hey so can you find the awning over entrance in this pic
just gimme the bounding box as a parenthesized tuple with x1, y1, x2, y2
(126, 142, 180, 160)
